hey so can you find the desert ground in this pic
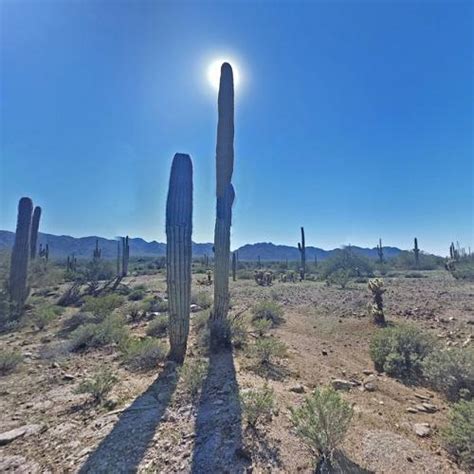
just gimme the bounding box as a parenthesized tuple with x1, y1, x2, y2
(0, 267, 472, 473)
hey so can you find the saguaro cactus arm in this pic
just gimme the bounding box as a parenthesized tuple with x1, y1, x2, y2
(30, 206, 42, 260)
(166, 153, 193, 363)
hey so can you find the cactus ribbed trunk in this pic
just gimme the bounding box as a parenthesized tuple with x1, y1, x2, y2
(298, 227, 306, 280)
(9, 197, 33, 316)
(166, 153, 193, 363)
(30, 206, 41, 260)
(122, 236, 129, 277)
(232, 251, 237, 282)
(210, 62, 235, 350)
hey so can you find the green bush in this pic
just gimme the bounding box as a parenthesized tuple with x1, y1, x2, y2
(146, 315, 168, 337)
(252, 318, 272, 337)
(69, 315, 129, 351)
(122, 338, 166, 371)
(369, 324, 434, 380)
(422, 347, 474, 401)
(31, 305, 62, 330)
(75, 369, 117, 405)
(178, 358, 208, 399)
(252, 300, 284, 325)
(327, 269, 351, 289)
(128, 288, 146, 301)
(290, 387, 353, 467)
(148, 297, 168, 313)
(191, 291, 212, 309)
(320, 247, 374, 280)
(241, 383, 275, 429)
(248, 337, 287, 368)
(442, 399, 474, 470)
(82, 294, 123, 321)
(61, 312, 94, 334)
(0, 349, 22, 375)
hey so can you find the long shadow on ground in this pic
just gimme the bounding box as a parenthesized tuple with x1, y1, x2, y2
(191, 349, 250, 473)
(79, 364, 178, 473)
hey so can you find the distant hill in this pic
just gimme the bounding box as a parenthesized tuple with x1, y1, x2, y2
(0, 230, 403, 261)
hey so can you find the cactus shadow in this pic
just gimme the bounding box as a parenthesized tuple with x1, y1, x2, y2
(191, 348, 250, 473)
(78, 363, 178, 473)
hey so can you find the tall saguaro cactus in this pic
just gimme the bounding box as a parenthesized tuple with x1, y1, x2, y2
(30, 206, 42, 260)
(166, 153, 193, 363)
(413, 237, 420, 267)
(377, 238, 384, 263)
(9, 197, 33, 316)
(122, 236, 130, 276)
(93, 239, 101, 260)
(298, 227, 306, 280)
(210, 62, 235, 350)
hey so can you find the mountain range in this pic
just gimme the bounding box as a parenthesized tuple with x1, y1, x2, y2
(0, 230, 403, 261)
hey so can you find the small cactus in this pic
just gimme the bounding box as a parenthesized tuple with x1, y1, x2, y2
(377, 238, 384, 263)
(166, 153, 193, 363)
(122, 236, 130, 277)
(30, 206, 42, 260)
(297, 227, 306, 280)
(9, 197, 33, 316)
(368, 278, 386, 325)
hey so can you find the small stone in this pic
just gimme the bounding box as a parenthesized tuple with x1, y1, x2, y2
(331, 379, 356, 391)
(289, 384, 305, 394)
(0, 424, 43, 446)
(422, 403, 437, 413)
(62, 373, 75, 381)
(321, 350, 328, 356)
(364, 382, 376, 392)
(362, 369, 373, 375)
(414, 423, 431, 437)
(406, 407, 418, 414)
(190, 304, 201, 313)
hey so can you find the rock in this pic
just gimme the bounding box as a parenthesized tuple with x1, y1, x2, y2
(289, 384, 305, 394)
(62, 373, 75, 381)
(362, 369, 373, 375)
(421, 403, 437, 413)
(414, 423, 431, 437)
(331, 379, 356, 391)
(364, 382, 377, 392)
(414, 392, 431, 401)
(190, 304, 202, 313)
(406, 407, 418, 414)
(0, 424, 44, 446)
(321, 350, 328, 356)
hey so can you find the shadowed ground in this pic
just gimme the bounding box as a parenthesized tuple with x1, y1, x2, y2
(79, 364, 178, 473)
(191, 349, 250, 473)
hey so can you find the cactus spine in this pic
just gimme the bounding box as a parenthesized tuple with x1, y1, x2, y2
(413, 237, 420, 267)
(298, 227, 306, 280)
(377, 238, 384, 263)
(9, 197, 33, 315)
(210, 62, 235, 350)
(166, 153, 193, 363)
(30, 206, 41, 260)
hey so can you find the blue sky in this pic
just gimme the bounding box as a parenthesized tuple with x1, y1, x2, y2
(1, 0, 472, 256)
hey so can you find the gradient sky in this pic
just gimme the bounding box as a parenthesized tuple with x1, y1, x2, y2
(1, 0, 472, 256)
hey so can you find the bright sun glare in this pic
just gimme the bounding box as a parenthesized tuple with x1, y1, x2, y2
(207, 58, 241, 90)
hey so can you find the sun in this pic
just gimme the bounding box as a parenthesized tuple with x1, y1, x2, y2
(207, 58, 241, 91)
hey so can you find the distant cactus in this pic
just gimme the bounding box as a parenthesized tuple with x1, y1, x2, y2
(122, 236, 130, 276)
(377, 238, 384, 263)
(30, 206, 41, 260)
(9, 197, 33, 316)
(257, 255, 261, 269)
(93, 239, 101, 261)
(67, 254, 77, 272)
(116, 240, 121, 277)
(413, 237, 420, 267)
(210, 62, 235, 350)
(39, 243, 49, 261)
(232, 252, 237, 282)
(166, 153, 193, 363)
(368, 278, 386, 325)
(298, 227, 306, 280)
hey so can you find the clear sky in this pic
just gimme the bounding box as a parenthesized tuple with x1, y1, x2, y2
(1, 0, 472, 256)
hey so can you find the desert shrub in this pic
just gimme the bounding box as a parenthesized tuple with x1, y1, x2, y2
(248, 337, 287, 368)
(252, 300, 284, 325)
(61, 312, 94, 334)
(448, 258, 474, 281)
(252, 318, 272, 336)
(394, 251, 443, 271)
(422, 347, 474, 401)
(327, 269, 351, 289)
(290, 386, 353, 468)
(128, 288, 146, 301)
(404, 272, 426, 279)
(69, 315, 129, 351)
(442, 399, 474, 470)
(0, 349, 22, 375)
(192, 310, 210, 351)
(369, 324, 434, 380)
(83, 259, 115, 281)
(241, 383, 275, 429)
(191, 291, 212, 309)
(122, 338, 166, 371)
(229, 315, 249, 348)
(146, 315, 168, 337)
(82, 294, 123, 321)
(178, 358, 208, 399)
(31, 305, 62, 330)
(320, 247, 374, 280)
(29, 260, 63, 288)
(148, 297, 168, 313)
(75, 369, 117, 405)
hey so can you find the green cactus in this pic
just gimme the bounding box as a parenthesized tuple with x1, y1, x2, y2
(166, 153, 193, 363)
(93, 239, 101, 260)
(121, 236, 130, 277)
(298, 227, 306, 280)
(413, 237, 420, 267)
(116, 240, 121, 277)
(210, 62, 235, 350)
(377, 238, 384, 263)
(30, 206, 41, 260)
(9, 197, 33, 316)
